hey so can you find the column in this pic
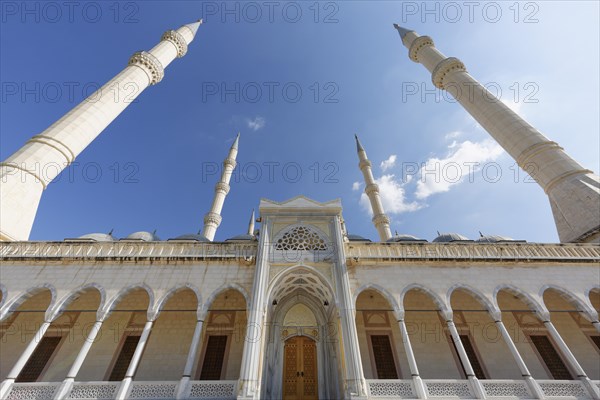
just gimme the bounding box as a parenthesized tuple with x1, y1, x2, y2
(445, 319, 485, 399)
(114, 320, 154, 400)
(494, 318, 544, 399)
(543, 321, 600, 399)
(175, 315, 206, 399)
(0, 321, 51, 399)
(54, 319, 105, 400)
(397, 317, 427, 399)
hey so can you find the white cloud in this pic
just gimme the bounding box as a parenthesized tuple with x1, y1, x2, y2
(444, 131, 462, 141)
(360, 174, 422, 215)
(246, 116, 266, 131)
(380, 155, 397, 172)
(415, 139, 504, 199)
(352, 182, 361, 191)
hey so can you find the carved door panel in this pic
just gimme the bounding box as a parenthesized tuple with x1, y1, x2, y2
(283, 336, 318, 400)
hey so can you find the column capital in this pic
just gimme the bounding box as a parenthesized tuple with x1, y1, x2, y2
(409, 35, 434, 62)
(432, 57, 466, 89)
(128, 51, 164, 85)
(161, 30, 188, 58)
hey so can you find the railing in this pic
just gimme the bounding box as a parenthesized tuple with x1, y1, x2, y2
(347, 242, 600, 262)
(2, 380, 238, 400)
(367, 379, 596, 399)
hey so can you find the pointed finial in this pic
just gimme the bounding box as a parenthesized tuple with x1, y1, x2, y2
(395, 230, 399, 236)
(152, 229, 157, 235)
(354, 134, 365, 153)
(479, 231, 484, 238)
(437, 230, 441, 236)
(108, 228, 114, 235)
(184, 19, 203, 36)
(247, 209, 255, 235)
(231, 132, 240, 150)
(393, 23, 413, 39)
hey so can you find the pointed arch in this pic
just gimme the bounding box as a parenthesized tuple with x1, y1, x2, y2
(203, 282, 249, 313)
(47, 283, 106, 321)
(267, 264, 335, 307)
(400, 283, 449, 313)
(153, 284, 202, 318)
(493, 284, 548, 318)
(447, 284, 498, 314)
(541, 284, 598, 322)
(353, 283, 400, 313)
(100, 283, 154, 320)
(0, 284, 57, 321)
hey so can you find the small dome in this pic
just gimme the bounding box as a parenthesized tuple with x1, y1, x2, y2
(433, 233, 470, 242)
(387, 234, 426, 242)
(226, 234, 256, 241)
(169, 233, 210, 242)
(77, 233, 115, 242)
(347, 234, 372, 242)
(476, 235, 515, 243)
(124, 231, 161, 241)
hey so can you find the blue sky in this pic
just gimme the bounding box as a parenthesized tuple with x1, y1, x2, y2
(1, 1, 599, 242)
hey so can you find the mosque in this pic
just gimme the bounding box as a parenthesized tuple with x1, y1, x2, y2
(0, 19, 599, 400)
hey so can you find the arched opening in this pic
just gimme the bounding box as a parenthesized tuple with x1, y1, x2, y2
(135, 288, 199, 381)
(355, 289, 405, 380)
(0, 288, 53, 381)
(449, 288, 514, 379)
(497, 288, 570, 380)
(403, 288, 458, 378)
(543, 288, 599, 379)
(196, 288, 247, 381)
(262, 267, 340, 400)
(76, 288, 150, 381)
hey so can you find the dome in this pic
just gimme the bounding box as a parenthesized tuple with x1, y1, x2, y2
(476, 235, 516, 243)
(76, 233, 115, 242)
(347, 234, 372, 242)
(169, 233, 210, 242)
(226, 234, 256, 241)
(124, 231, 161, 241)
(387, 234, 427, 242)
(433, 233, 470, 242)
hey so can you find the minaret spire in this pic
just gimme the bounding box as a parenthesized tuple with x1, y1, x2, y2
(394, 25, 600, 243)
(355, 134, 393, 241)
(247, 209, 255, 236)
(202, 133, 239, 241)
(0, 19, 203, 241)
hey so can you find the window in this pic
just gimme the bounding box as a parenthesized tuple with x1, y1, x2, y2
(199, 335, 228, 380)
(370, 335, 398, 379)
(108, 335, 141, 381)
(16, 336, 62, 382)
(529, 335, 573, 380)
(450, 335, 487, 379)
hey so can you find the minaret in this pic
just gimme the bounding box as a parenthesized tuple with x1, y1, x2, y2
(247, 209, 255, 235)
(0, 20, 203, 241)
(393, 25, 600, 243)
(202, 133, 239, 241)
(355, 134, 393, 241)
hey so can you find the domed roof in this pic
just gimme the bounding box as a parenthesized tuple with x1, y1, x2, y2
(433, 233, 470, 242)
(124, 231, 161, 241)
(476, 235, 515, 243)
(169, 233, 210, 242)
(387, 234, 427, 242)
(226, 234, 256, 241)
(347, 234, 372, 242)
(77, 233, 115, 242)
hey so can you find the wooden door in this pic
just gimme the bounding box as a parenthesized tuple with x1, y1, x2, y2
(283, 336, 318, 400)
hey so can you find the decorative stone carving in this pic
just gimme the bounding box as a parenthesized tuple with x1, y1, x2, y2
(539, 381, 587, 397)
(161, 30, 188, 57)
(215, 182, 230, 195)
(368, 380, 416, 398)
(128, 51, 164, 85)
(481, 381, 530, 398)
(6, 385, 58, 400)
(409, 35, 434, 62)
(67, 383, 118, 399)
(275, 226, 328, 251)
(432, 57, 466, 89)
(129, 383, 177, 399)
(425, 381, 472, 398)
(188, 381, 236, 399)
(203, 212, 223, 227)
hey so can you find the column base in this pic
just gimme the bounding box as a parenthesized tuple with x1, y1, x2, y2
(115, 377, 133, 400)
(175, 377, 190, 399)
(0, 378, 15, 399)
(580, 376, 600, 400)
(467, 376, 486, 399)
(53, 378, 74, 400)
(412, 376, 427, 399)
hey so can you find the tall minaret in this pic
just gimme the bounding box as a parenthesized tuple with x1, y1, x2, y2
(355, 134, 393, 241)
(394, 25, 600, 244)
(202, 133, 239, 241)
(0, 20, 203, 241)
